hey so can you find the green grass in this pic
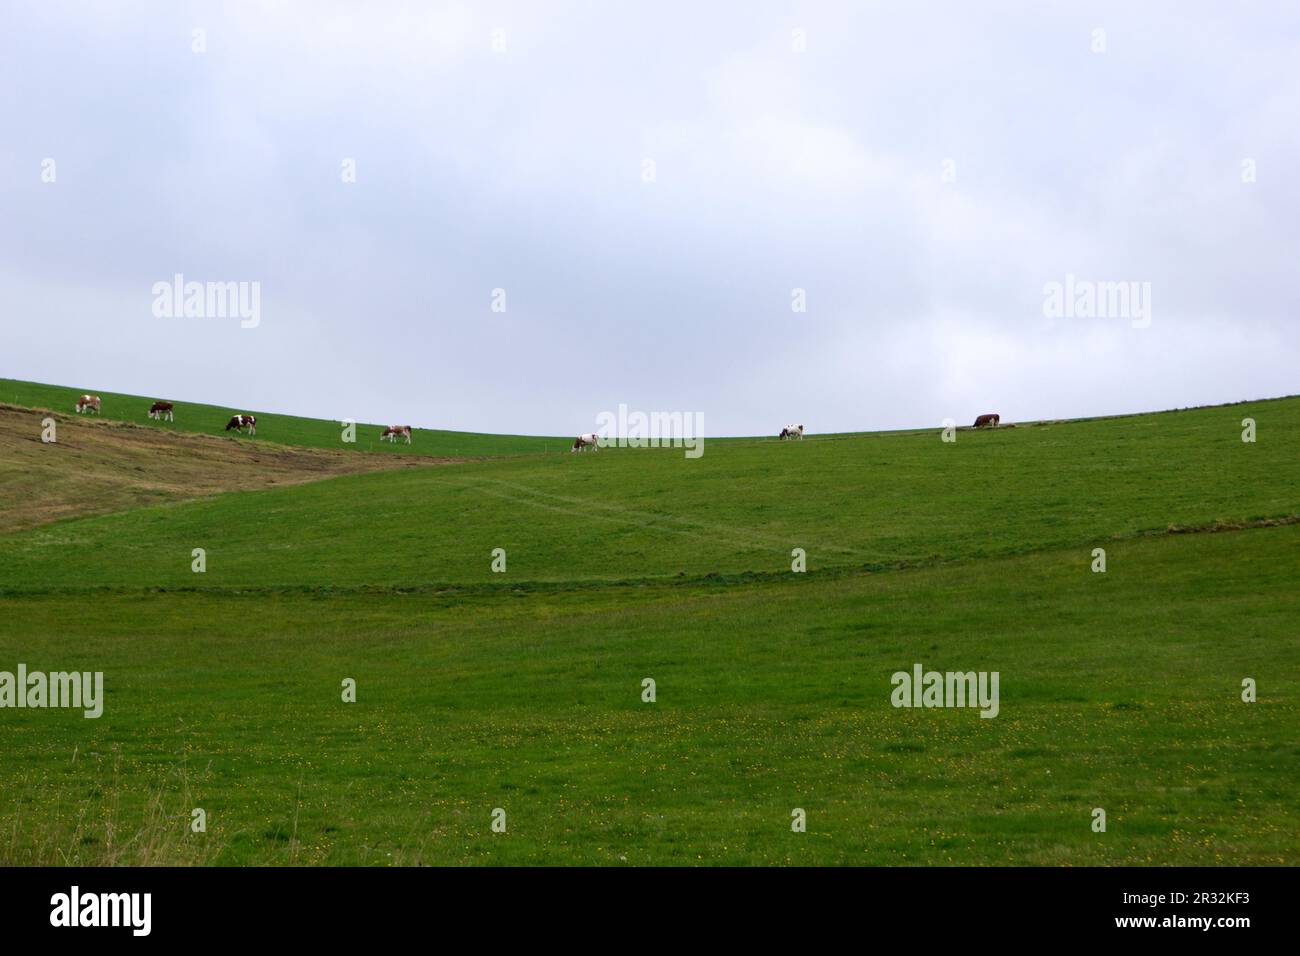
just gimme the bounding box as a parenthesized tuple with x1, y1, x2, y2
(0, 377, 564, 457)
(0, 526, 1294, 865)
(0, 387, 1296, 865)
(1, 396, 1295, 591)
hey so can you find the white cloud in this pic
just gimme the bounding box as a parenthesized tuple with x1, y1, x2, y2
(1, 0, 1297, 435)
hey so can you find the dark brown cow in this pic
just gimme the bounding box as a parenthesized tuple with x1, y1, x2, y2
(225, 414, 257, 435)
(148, 401, 174, 421)
(973, 413, 1001, 428)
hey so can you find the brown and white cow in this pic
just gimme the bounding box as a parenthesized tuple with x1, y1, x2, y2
(225, 414, 257, 435)
(148, 401, 174, 421)
(779, 423, 804, 440)
(571, 433, 600, 452)
(973, 413, 1001, 428)
(75, 394, 101, 415)
(380, 425, 412, 445)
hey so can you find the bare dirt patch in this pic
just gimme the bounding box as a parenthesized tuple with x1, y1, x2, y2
(0, 404, 464, 533)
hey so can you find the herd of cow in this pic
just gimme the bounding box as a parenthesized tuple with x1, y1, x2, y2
(72, 394, 411, 443)
(71, 394, 1004, 449)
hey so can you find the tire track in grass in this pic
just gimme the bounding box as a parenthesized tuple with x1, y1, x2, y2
(443, 475, 873, 560)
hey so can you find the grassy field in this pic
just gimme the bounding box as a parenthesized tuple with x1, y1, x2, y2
(0, 378, 564, 457)
(0, 402, 454, 533)
(0, 395, 1294, 591)
(0, 386, 1296, 865)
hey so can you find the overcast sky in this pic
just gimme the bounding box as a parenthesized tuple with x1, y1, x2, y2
(2, 1, 1296, 436)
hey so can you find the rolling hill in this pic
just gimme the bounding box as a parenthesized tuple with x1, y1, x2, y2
(0, 384, 1295, 865)
(0, 378, 566, 457)
(0, 402, 455, 533)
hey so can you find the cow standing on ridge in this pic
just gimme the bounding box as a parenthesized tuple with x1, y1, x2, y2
(75, 395, 101, 414)
(148, 401, 174, 421)
(380, 425, 412, 445)
(225, 414, 257, 435)
(572, 433, 599, 452)
(779, 423, 804, 440)
(973, 413, 1001, 428)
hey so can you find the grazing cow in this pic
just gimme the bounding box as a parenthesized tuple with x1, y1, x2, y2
(225, 414, 257, 435)
(380, 425, 412, 445)
(973, 413, 1001, 428)
(779, 423, 804, 440)
(148, 401, 174, 421)
(571, 433, 600, 453)
(74, 394, 101, 415)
